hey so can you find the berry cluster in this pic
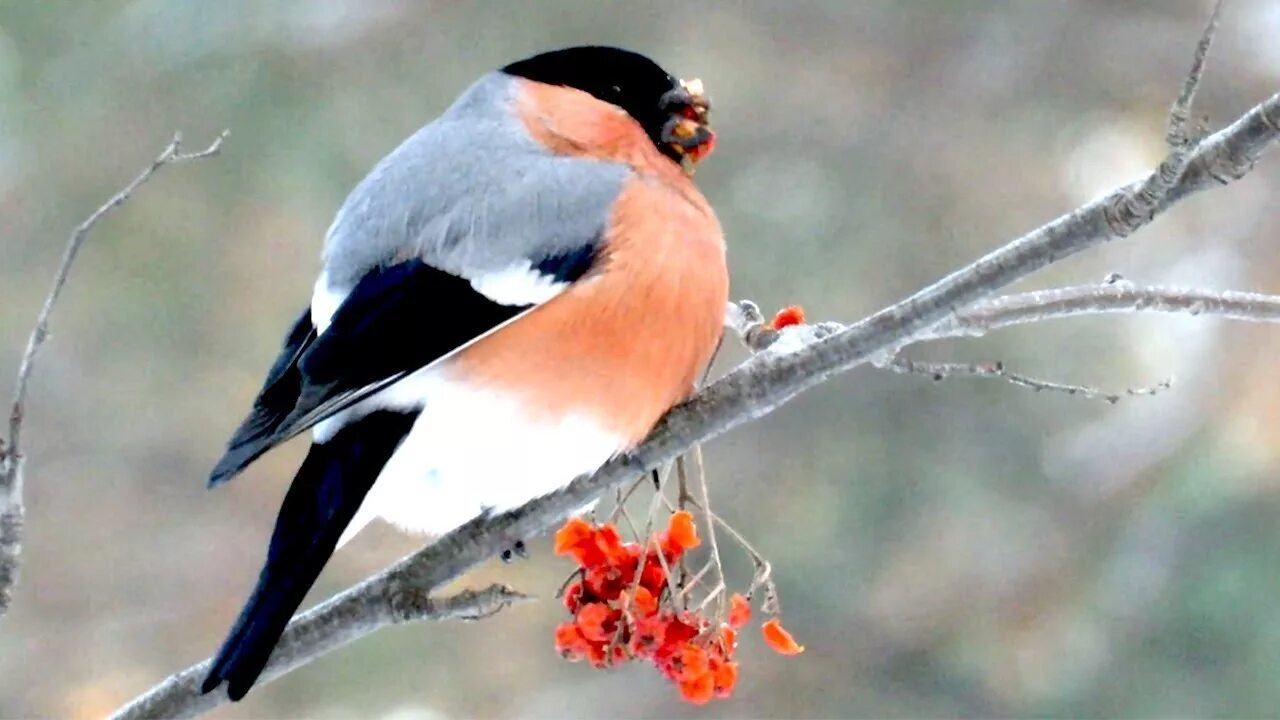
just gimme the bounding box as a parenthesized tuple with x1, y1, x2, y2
(552, 512, 802, 704)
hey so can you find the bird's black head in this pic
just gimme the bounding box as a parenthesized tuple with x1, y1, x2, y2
(502, 46, 714, 168)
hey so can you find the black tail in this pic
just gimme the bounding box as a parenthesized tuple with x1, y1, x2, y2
(200, 410, 417, 700)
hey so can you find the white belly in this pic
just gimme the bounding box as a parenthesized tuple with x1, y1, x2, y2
(330, 368, 626, 547)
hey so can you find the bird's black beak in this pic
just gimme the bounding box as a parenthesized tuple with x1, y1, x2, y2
(660, 79, 715, 173)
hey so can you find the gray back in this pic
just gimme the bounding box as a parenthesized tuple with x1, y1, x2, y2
(321, 72, 631, 292)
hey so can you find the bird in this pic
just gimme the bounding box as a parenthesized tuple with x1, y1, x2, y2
(198, 46, 728, 701)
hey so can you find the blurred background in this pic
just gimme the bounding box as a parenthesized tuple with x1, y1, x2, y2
(2, 1, 1280, 717)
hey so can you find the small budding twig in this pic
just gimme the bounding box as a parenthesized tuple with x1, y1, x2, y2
(1167, 0, 1221, 149)
(887, 354, 1174, 405)
(1106, 0, 1220, 236)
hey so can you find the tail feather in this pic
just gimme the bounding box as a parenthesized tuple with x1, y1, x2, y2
(201, 410, 417, 700)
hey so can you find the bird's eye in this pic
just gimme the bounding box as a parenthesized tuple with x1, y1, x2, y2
(611, 85, 621, 93)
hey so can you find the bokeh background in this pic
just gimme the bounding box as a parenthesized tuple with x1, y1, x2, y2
(2, 1, 1280, 717)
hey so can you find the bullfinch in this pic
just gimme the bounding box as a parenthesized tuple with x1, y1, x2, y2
(198, 46, 727, 700)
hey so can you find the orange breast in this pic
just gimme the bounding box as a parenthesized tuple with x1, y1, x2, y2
(453, 173, 728, 444)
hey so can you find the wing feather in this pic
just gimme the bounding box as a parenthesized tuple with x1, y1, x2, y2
(207, 252, 596, 486)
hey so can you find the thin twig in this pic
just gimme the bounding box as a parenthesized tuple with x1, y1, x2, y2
(888, 355, 1173, 404)
(0, 130, 228, 619)
(671, 455, 695, 592)
(676, 560, 716, 602)
(1168, 0, 1222, 148)
(607, 462, 671, 524)
(7, 130, 227, 460)
(614, 485, 640, 539)
(690, 445, 727, 620)
(1107, 0, 1220, 236)
(650, 491, 680, 604)
(710, 511, 778, 614)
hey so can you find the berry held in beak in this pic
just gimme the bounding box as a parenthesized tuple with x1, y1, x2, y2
(661, 78, 716, 172)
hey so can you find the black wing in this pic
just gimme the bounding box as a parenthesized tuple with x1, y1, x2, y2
(208, 309, 316, 486)
(207, 259, 533, 486)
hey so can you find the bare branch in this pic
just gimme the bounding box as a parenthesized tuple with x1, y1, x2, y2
(1167, 0, 1221, 148)
(943, 284, 1280, 336)
(0, 130, 229, 618)
(886, 354, 1173, 404)
(108, 584, 528, 720)
(1108, 0, 1221, 237)
(113, 13, 1280, 718)
(7, 130, 228, 458)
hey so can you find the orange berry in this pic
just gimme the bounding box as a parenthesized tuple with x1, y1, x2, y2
(639, 561, 667, 594)
(577, 602, 617, 643)
(619, 541, 643, 568)
(664, 510, 700, 555)
(582, 565, 613, 600)
(562, 581, 585, 613)
(553, 517, 594, 558)
(712, 660, 739, 697)
(594, 523, 627, 563)
(719, 626, 737, 650)
(627, 586, 659, 617)
(761, 617, 805, 655)
(678, 671, 716, 705)
(675, 644, 710, 681)
(585, 639, 609, 668)
(770, 305, 807, 330)
(728, 593, 751, 629)
(554, 621, 590, 661)
(653, 615, 701, 666)
(630, 614, 666, 657)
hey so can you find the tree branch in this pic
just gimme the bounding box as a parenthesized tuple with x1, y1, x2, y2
(108, 584, 530, 720)
(736, 284, 1280, 352)
(944, 284, 1280, 336)
(110, 13, 1280, 716)
(0, 131, 229, 618)
(738, 281, 1280, 401)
